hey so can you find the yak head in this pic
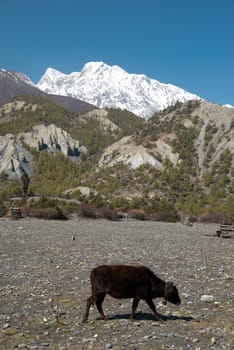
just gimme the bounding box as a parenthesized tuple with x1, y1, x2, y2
(164, 282, 181, 305)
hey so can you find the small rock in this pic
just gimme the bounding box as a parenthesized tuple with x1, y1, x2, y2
(17, 345, 28, 349)
(200, 294, 215, 302)
(142, 335, 154, 340)
(192, 338, 199, 343)
(211, 337, 216, 345)
(2, 323, 10, 329)
(182, 293, 190, 299)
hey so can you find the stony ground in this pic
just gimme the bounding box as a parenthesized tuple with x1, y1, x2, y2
(0, 217, 233, 350)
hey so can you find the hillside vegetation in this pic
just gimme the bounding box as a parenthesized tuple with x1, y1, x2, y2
(0, 96, 233, 222)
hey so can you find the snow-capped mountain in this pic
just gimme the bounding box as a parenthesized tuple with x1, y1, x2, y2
(223, 104, 234, 109)
(37, 61, 201, 119)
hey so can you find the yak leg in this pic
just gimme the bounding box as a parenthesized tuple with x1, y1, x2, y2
(95, 293, 106, 319)
(131, 297, 140, 320)
(83, 295, 95, 322)
(145, 298, 161, 320)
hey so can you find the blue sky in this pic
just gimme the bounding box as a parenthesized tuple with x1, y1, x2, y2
(1, 0, 233, 105)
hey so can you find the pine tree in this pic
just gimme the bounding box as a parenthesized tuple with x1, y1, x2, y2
(21, 171, 30, 198)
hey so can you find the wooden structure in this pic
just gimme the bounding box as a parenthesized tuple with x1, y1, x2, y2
(9, 206, 22, 219)
(216, 224, 234, 238)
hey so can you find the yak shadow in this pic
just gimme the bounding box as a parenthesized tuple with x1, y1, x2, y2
(103, 312, 193, 322)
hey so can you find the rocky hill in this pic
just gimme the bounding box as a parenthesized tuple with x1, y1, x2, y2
(0, 96, 233, 220)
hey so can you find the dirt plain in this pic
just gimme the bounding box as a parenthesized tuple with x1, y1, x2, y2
(0, 216, 233, 350)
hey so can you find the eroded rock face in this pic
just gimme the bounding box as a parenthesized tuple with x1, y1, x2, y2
(0, 124, 87, 179)
(79, 109, 120, 134)
(19, 124, 85, 156)
(192, 102, 234, 173)
(63, 186, 97, 197)
(154, 134, 180, 166)
(0, 135, 33, 179)
(98, 135, 179, 170)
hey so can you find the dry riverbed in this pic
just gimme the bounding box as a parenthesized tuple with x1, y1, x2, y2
(0, 217, 233, 350)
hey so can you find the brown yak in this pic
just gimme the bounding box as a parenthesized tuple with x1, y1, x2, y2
(83, 264, 181, 321)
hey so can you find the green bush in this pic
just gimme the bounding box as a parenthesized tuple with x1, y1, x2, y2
(0, 200, 7, 217)
(111, 196, 129, 211)
(0, 181, 22, 199)
(0, 96, 72, 136)
(107, 109, 144, 136)
(156, 199, 179, 222)
(130, 196, 148, 209)
(31, 152, 81, 196)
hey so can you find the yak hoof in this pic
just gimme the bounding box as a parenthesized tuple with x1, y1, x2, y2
(154, 313, 163, 321)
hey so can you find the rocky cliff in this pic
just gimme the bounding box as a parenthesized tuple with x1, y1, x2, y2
(98, 135, 179, 170)
(0, 124, 87, 179)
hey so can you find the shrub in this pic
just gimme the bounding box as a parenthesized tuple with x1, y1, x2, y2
(77, 204, 120, 220)
(22, 206, 68, 220)
(88, 193, 105, 207)
(199, 211, 231, 224)
(153, 199, 179, 222)
(0, 200, 7, 217)
(77, 203, 97, 219)
(130, 196, 148, 209)
(128, 209, 146, 221)
(111, 196, 129, 211)
(97, 206, 119, 221)
(149, 210, 178, 222)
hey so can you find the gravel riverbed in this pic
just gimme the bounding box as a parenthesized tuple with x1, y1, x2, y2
(0, 217, 233, 350)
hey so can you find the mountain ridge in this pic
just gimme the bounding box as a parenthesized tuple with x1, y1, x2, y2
(0, 68, 94, 113)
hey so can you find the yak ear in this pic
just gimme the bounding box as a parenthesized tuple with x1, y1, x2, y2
(167, 282, 174, 288)
(166, 282, 176, 291)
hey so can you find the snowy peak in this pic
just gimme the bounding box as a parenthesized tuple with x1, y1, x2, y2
(223, 104, 234, 109)
(43, 67, 66, 79)
(37, 67, 67, 93)
(81, 61, 108, 74)
(0, 68, 35, 86)
(37, 61, 201, 119)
